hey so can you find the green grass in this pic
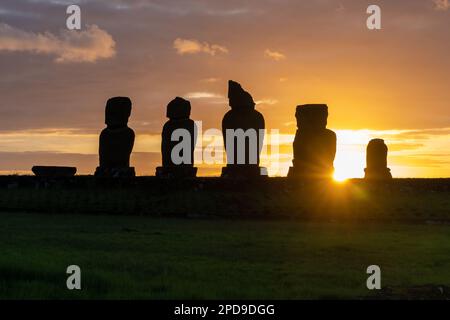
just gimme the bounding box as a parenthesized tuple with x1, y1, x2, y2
(0, 212, 449, 299)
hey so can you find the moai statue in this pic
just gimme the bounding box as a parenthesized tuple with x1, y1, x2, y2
(221, 80, 266, 178)
(94, 97, 135, 177)
(364, 139, 392, 179)
(288, 104, 336, 179)
(155, 97, 197, 178)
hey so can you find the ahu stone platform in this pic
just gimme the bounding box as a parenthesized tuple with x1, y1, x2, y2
(0, 176, 448, 221)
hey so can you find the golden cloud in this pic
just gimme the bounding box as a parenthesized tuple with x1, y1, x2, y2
(0, 24, 116, 63)
(264, 49, 286, 61)
(433, 0, 450, 10)
(173, 38, 228, 56)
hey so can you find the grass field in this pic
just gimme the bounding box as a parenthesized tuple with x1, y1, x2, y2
(1, 212, 449, 299)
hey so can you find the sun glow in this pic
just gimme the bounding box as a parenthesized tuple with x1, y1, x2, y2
(333, 172, 348, 182)
(330, 130, 369, 180)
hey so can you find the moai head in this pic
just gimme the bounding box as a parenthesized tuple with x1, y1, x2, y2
(295, 104, 328, 130)
(167, 97, 191, 120)
(105, 97, 132, 128)
(366, 139, 388, 169)
(228, 80, 255, 111)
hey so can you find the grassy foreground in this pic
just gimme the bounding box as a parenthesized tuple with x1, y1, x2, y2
(0, 212, 449, 299)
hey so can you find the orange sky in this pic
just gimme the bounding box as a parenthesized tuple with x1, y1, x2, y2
(0, 0, 449, 178)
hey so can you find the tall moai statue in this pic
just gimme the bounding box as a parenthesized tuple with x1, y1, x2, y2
(94, 97, 135, 177)
(288, 104, 336, 179)
(221, 80, 266, 178)
(364, 139, 392, 179)
(156, 97, 197, 178)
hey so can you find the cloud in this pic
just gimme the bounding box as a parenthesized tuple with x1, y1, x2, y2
(256, 99, 279, 106)
(173, 38, 228, 56)
(387, 143, 424, 152)
(104, 0, 252, 17)
(184, 92, 225, 99)
(0, 23, 116, 63)
(0, 8, 40, 18)
(380, 127, 450, 141)
(264, 49, 286, 61)
(201, 77, 221, 83)
(433, 0, 450, 10)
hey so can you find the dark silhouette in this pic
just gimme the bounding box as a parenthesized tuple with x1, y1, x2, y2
(221, 80, 265, 178)
(288, 104, 336, 179)
(95, 97, 135, 177)
(32, 166, 76, 177)
(364, 139, 392, 180)
(156, 97, 197, 178)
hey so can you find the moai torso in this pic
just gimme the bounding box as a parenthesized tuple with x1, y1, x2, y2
(99, 127, 135, 168)
(222, 80, 265, 170)
(96, 97, 135, 177)
(156, 97, 197, 178)
(161, 97, 196, 167)
(364, 139, 392, 179)
(222, 109, 265, 166)
(292, 130, 336, 171)
(289, 104, 336, 179)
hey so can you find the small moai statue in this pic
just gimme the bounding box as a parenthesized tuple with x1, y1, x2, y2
(288, 104, 336, 179)
(155, 97, 197, 178)
(364, 139, 392, 179)
(32, 166, 76, 178)
(221, 80, 266, 178)
(94, 97, 135, 177)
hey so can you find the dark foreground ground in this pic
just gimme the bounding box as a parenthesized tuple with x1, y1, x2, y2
(0, 177, 449, 221)
(0, 213, 449, 299)
(0, 177, 449, 299)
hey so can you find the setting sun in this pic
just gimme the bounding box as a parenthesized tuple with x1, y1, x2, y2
(333, 172, 348, 182)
